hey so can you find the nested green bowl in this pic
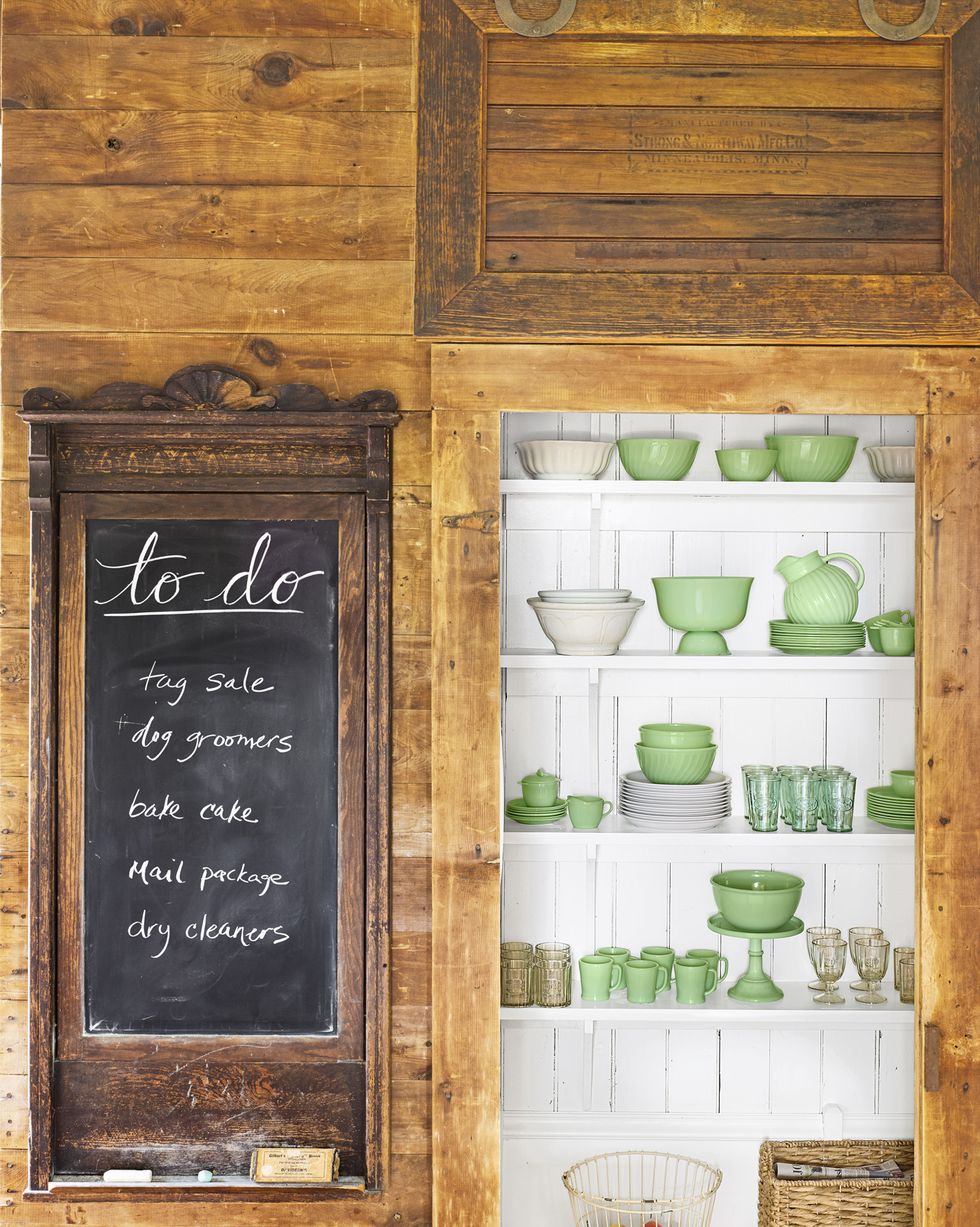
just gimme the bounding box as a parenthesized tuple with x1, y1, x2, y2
(765, 434, 858, 482)
(618, 437, 699, 481)
(711, 869, 804, 933)
(638, 722, 713, 749)
(715, 447, 777, 482)
(635, 742, 717, 785)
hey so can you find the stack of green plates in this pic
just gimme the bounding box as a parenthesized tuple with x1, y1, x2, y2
(769, 620, 867, 656)
(866, 786, 915, 829)
(505, 797, 567, 825)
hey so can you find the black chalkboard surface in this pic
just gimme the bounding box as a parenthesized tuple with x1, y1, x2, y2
(84, 519, 339, 1034)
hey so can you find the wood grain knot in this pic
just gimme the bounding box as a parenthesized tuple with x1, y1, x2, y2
(142, 17, 168, 34)
(104, 137, 123, 152)
(110, 16, 137, 33)
(247, 337, 283, 367)
(255, 53, 298, 86)
(440, 510, 499, 534)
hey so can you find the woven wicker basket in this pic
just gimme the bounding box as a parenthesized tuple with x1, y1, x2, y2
(758, 1140, 913, 1227)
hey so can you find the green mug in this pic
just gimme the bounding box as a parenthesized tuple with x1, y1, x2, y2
(879, 624, 914, 656)
(579, 955, 624, 1001)
(686, 948, 729, 993)
(674, 957, 717, 1004)
(596, 946, 631, 987)
(625, 958, 668, 1004)
(568, 795, 613, 829)
(640, 945, 675, 985)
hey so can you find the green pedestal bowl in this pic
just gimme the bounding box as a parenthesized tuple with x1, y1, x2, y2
(651, 575, 754, 655)
(710, 869, 804, 933)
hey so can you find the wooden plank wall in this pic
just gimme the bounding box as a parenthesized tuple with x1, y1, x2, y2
(0, 1, 433, 1222)
(485, 37, 945, 274)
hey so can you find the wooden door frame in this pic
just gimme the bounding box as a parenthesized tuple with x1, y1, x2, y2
(430, 341, 980, 1227)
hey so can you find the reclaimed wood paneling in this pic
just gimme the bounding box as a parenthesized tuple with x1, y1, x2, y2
(2, 259, 413, 332)
(1, 111, 415, 186)
(430, 343, 980, 414)
(917, 414, 980, 1227)
(486, 151, 943, 197)
(485, 238, 943, 273)
(1, 335, 430, 413)
(486, 194, 943, 240)
(0, 0, 432, 1212)
(487, 106, 943, 153)
(486, 37, 946, 67)
(431, 411, 500, 1227)
(488, 63, 944, 109)
(2, 0, 417, 37)
(459, 0, 978, 36)
(1, 186, 414, 260)
(2, 36, 414, 111)
(949, 11, 980, 303)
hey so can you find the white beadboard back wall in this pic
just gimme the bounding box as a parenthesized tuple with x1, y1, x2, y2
(499, 412, 914, 1227)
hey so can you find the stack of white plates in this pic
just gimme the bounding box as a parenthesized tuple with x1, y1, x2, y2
(618, 770, 732, 832)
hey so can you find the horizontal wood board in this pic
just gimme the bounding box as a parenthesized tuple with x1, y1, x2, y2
(485, 36, 944, 277)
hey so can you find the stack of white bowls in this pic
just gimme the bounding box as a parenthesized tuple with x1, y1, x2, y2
(618, 771, 732, 832)
(527, 589, 644, 656)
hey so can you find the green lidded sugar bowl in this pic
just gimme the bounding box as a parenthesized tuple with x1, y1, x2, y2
(776, 550, 865, 626)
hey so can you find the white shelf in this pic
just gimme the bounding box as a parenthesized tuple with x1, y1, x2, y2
(503, 813, 912, 852)
(501, 982, 912, 1030)
(501, 479, 914, 534)
(502, 480, 909, 498)
(501, 649, 911, 670)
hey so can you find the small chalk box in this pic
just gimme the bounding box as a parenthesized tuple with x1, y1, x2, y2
(250, 1148, 341, 1184)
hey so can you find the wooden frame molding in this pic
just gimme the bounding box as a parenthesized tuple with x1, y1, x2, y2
(417, 0, 980, 341)
(429, 342, 980, 1227)
(19, 364, 399, 1199)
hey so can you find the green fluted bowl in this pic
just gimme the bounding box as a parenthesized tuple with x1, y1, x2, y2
(711, 870, 804, 933)
(765, 434, 858, 482)
(618, 437, 699, 480)
(652, 575, 754, 655)
(635, 742, 717, 785)
(715, 448, 777, 482)
(638, 722, 714, 749)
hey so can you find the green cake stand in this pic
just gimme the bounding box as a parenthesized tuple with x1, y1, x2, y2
(707, 912, 804, 1002)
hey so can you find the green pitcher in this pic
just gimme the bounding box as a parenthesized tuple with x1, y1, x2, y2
(776, 550, 865, 626)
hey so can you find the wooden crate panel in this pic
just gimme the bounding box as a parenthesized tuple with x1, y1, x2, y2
(483, 35, 944, 279)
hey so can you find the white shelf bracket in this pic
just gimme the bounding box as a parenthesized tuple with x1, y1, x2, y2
(581, 1018, 596, 1111)
(589, 492, 602, 590)
(821, 1102, 846, 1139)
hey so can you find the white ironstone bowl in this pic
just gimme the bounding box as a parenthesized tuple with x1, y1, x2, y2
(516, 439, 615, 480)
(864, 445, 915, 482)
(527, 597, 644, 656)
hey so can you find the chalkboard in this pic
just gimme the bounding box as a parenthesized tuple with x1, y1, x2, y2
(84, 518, 339, 1035)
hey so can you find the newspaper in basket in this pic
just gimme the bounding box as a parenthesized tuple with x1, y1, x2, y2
(563, 1150, 722, 1227)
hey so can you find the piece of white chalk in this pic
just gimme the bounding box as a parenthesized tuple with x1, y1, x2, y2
(103, 1169, 152, 1183)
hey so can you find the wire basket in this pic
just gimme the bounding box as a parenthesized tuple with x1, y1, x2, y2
(563, 1150, 723, 1227)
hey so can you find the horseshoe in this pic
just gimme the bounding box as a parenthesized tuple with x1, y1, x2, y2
(494, 0, 576, 37)
(858, 0, 940, 41)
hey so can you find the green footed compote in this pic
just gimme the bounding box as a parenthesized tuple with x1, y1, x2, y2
(651, 576, 754, 656)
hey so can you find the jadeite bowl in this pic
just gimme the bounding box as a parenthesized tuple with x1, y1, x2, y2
(880, 624, 915, 656)
(711, 869, 804, 933)
(765, 434, 858, 482)
(891, 770, 916, 797)
(651, 576, 754, 655)
(635, 742, 717, 785)
(638, 722, 713, 749)
(866, 609, 913, 652)
(715, 448, 777, 482)
(618, 437, 699, 481)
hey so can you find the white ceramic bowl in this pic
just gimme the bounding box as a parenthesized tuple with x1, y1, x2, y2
(864, 445, 914, 482)
(537, 588, 632, 603)
(527, 597, 644, 655)
(516, 439, 615, 480)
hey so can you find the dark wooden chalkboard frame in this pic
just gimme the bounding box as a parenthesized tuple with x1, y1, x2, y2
(18, 365, 399, 1199)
